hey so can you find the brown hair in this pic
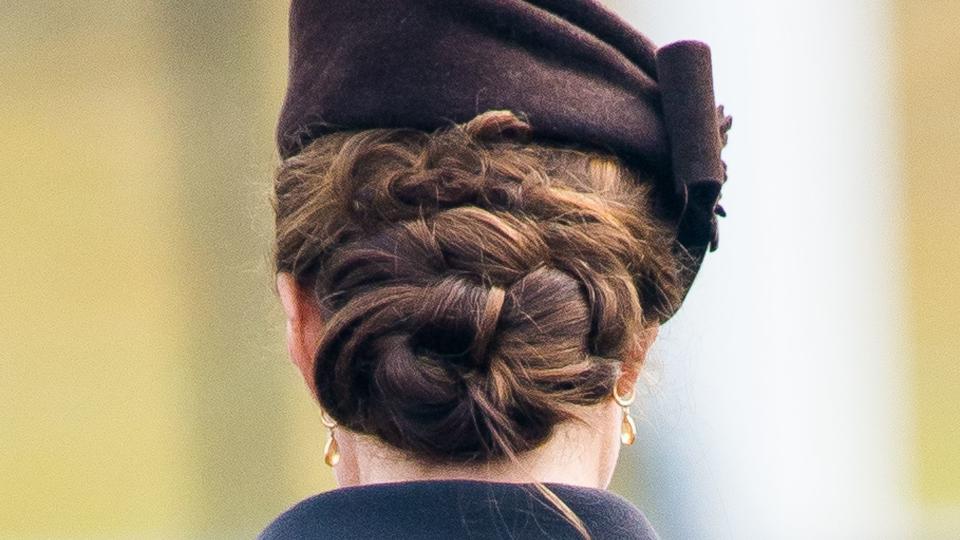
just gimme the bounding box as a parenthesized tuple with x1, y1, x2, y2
(272, 110, 685, 537)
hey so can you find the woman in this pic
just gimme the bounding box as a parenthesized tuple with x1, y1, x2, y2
(261, 1, 730, 538)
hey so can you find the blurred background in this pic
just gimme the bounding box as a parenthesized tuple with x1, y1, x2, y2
(1, 1, 957, 538)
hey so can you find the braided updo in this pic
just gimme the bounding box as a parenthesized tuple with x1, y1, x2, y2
(272, 110, 684, 463)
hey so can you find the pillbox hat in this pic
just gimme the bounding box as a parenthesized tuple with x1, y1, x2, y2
(277, 0, 732, 319)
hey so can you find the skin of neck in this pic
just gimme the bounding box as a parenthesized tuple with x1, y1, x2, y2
(276, 273, 654, 491)
(329, 397, 624, 489)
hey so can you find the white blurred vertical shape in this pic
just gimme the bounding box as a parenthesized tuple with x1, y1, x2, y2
(607, 1, 913, 538)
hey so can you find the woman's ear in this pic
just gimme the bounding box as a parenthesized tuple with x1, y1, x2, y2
(640, 323, 659, 357)
(617, 323, 659, 396)
(276, 272, 324, 398)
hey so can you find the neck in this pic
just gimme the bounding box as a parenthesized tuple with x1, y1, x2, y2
(330, 400, 621, 490)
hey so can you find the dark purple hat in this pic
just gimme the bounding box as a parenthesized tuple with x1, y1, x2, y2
(277, 0, 731, 319)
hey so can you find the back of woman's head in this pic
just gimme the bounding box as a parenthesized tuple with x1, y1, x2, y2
(273, 110, 685, 463)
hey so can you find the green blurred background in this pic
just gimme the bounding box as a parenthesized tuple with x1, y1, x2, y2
(1, 1, 958, 538)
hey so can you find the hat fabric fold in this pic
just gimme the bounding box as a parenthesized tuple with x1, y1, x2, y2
(277, 0, 731, 319)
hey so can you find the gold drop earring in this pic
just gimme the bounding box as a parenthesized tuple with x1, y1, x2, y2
(319, 409, 340, 467)
(612, 383, 637, 445)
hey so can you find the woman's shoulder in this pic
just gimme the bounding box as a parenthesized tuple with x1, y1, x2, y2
(258, 479, 659, 540)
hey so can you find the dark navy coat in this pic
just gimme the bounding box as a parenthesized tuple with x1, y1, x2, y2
(259, 479, 659, 539)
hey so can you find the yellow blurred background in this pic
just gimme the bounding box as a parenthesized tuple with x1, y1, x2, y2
(1, 1, 957, 538)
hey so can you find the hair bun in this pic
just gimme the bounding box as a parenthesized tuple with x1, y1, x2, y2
(273, 110, 684, 462)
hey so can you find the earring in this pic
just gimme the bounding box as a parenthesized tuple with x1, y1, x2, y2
(612, 383, 637, 446)
(319, 409, 340, 467)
